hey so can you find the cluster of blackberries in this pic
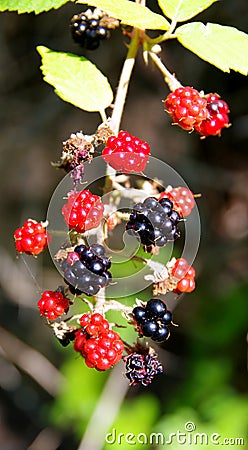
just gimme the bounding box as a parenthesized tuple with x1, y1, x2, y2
(132, 299, 173, 342)
(62, 244, 112, 297)
(124, 349, 163, 386)
(70, 9, 109, 50)
(126, 196, 180, 248)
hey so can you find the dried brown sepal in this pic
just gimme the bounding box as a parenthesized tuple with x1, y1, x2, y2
(54, 246, 75, 263)
(53, 132, 94, 173)
(99, 14, 120, 30)
(94, 120, 115, 146)
(153, 278, 178, 296)
(51, 321, 78, 347)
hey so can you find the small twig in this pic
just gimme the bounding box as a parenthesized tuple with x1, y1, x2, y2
(77, 363, 129, 450)
(27, 428, 62, 450)
(149, 51, 182, 92)
(0, 326, 65, 396)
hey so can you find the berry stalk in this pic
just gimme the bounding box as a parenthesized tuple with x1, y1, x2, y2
(149, 50, 182, 92)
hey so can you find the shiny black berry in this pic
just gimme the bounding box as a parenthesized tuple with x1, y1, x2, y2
(126, 196, 180, 249)
(145, 298, 167, 318)
(141, 321, 159, 337)
(74, 244, 86, 255)
(132, 306, 146, 324)
(87, 258, 105, 274)
(80, 247, 94, 260)
(152, 326, 170, 342)
(91, 243, 105, 256)
(161, 310, 173, 325)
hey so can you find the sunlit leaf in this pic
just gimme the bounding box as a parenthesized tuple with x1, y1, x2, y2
(176, 22, 248, 74)
(0, 0, 70, 14)
(78, 0, 170, 30)
(158, 0, 218, 22)
(37, 46, 113, 112)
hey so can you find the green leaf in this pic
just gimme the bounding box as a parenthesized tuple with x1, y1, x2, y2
(176, 22, 248, 75)
(49, 354, 107, 433)
(0, 0, 70, 14)
(77, 0, 170, 30)
(37, 46, 113, 112)
(158, 0, 218, 22)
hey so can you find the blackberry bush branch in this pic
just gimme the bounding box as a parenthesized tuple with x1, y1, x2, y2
(111, 29, 140, 134)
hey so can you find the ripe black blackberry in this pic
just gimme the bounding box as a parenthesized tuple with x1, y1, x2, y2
(62, 244, 112, 296)
(124, 348, 163, 386)
(70, 8, 113, 50)
(126, 196, 180, 248)
(132, 298, 173, 342)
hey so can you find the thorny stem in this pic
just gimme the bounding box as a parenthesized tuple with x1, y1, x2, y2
(149, 51, 182, 92)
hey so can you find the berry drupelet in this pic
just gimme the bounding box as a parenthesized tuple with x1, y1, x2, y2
(126, 196, 180, 248)
(62, 243, 112, 297)
(62, 189, 104, 233)
(102, 131, 150, 172)
(195, 93, 230, 136)
(14, 219, 50, 256)
(132, 298, 173, 342)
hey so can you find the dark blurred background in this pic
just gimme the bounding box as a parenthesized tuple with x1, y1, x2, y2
(0, 1, 247, 449)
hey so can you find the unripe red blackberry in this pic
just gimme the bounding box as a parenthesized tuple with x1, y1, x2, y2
(37, 290, 70, 320)
(171, 258, 196, 293)
(164, 86, 208, 131)
(74, 313, 124, 371)
(62, 189, 104, 233)
(159, 186, 195, 217)
(102, 131, 150, 172)
(14, 219, 50, 256)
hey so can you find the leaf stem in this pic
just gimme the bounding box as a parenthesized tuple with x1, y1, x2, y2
(100, 109, 107, 123)
(148, 51, 182, 92)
